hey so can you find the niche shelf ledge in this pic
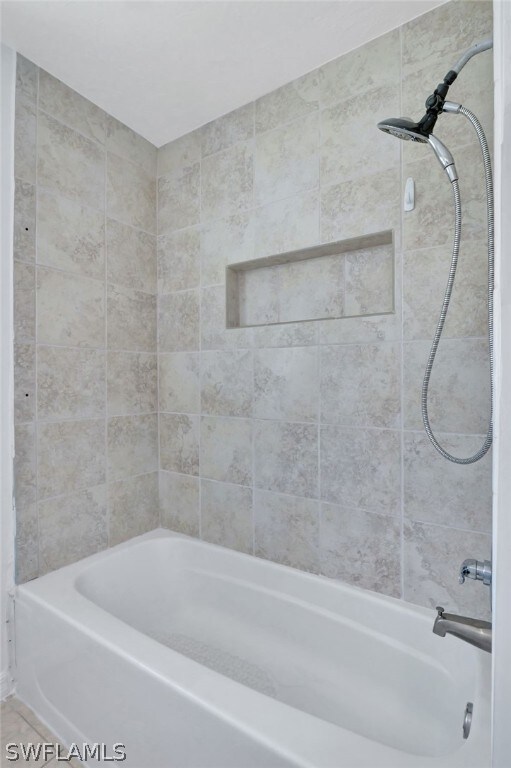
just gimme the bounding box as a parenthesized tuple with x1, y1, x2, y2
(226, 229, 395, 328)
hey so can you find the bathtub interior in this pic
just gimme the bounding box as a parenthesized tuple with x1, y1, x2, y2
(72, 534, 478, 759)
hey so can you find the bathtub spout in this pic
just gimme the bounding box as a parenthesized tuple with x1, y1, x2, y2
(433, 606, 492, 653)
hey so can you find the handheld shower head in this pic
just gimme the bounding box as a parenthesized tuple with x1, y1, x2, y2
(376, 38, 493, 184)
(377, 117, 458, 182)
(377, 117, 429, 143)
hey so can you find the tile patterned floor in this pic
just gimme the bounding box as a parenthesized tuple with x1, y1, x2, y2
(1, 696, 81, 767)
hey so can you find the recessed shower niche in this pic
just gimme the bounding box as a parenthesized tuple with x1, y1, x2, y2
(226, 230, 394, 328)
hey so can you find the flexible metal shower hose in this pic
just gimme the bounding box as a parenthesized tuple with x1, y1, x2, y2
(421, 105, 494, 464)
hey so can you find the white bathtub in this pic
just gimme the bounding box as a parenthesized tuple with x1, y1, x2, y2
(15, 529, 491, 767)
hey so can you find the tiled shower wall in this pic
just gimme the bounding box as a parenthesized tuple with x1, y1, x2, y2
(156, 0, 493, 618)
(13, 57, 158, 581)
(13, 0, 493, 621)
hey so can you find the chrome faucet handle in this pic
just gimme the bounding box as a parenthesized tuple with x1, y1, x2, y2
(459, 558, 492, 585)
(436, 605, 445, 616)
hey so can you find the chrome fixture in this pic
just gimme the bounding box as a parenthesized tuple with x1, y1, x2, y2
(463, 702, 473, 740)
(377, 118, 458, 182)
(377, 39, 494, 464)
(433, 607, 492, 653)
(459, 558, 492, 586)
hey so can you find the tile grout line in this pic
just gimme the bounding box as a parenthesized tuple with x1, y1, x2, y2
(158, 467, 492, 536)
(37, 470, 158, 507)
(37, 103, 156, 177)
(34, 177, 157, 237)
(34, 259, 158, 296)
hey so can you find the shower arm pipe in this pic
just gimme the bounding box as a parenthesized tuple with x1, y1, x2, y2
(451, 38, 493, 75)
(417, 38, 493, 136)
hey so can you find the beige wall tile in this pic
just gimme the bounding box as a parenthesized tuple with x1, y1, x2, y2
(107, 218, 156, 294)
(200, 416, 252, 485)
(254, 346, 318, 422)
(38, 419, 106, 499)
(404, 431, 492, 532)
(108, 472, 159, 546)
(12, 58, 160, 580)
(37, 267, 105, 348)
(15, 99, 36, 184)
(158, 130, 201, 177)
(320, 503, 401, 597)
(403, 241, 488, 340)
(201, 103, 254, 157)
(107, 152, 156, 233)
(107, 351, 157, 416)
(160, 471, 199, 535)
(14, 344, 36, 424)
(318, 312, 401, 347)
(106, 115, 156, 174)
(107, 413, 158, 481)
(14, 180, 36, 263)
(158, 227, 200, 293)
(255, 70, 319, 133)
(254, 112, 319, 206)
(237, 265, 280, 326)
(16, 510, 39, 583)
(255, 189, 319, 259)
(321, 85, 399, 187)
(160, 413, 199, 475)
(403, 338, 491, 434)
(403, 143, 490, 251)
(16, 54, 38, 105)
(14, 261, 35, 344)
(157, 163, 200, 235)
(159, 352, 200, 414)
(14, 423, 36, 507)
(254, 490, 319, 572)
(321, 169, 400, 243)
(201, 285, 253, 350)
(319, 28, 400, 106)
(344, 243, 394, 317)
(403, 521, 491, 621)
(278, 253, 344, 323)
(201, 349, 253, 417)
(201, 479, 253, 554)
(201, 211, 254, 287)
(159, 290, 199, 352)
(107, 283, 156, 352)
(320, 343, 401, 429)
(38, 112, 105, 209)
(253, 322, 317, 349)
(320, 425, 401, 513)
(37, 190, 105, 280)
(401, 0, 492, 77)
(39, 70, 106, 144)
(38, 346, 105, 420)
(201, 141, 254, 222)
(237, 254, 345, 326)
(39, 485, 107, 574)
(254, 420, 318, 498)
